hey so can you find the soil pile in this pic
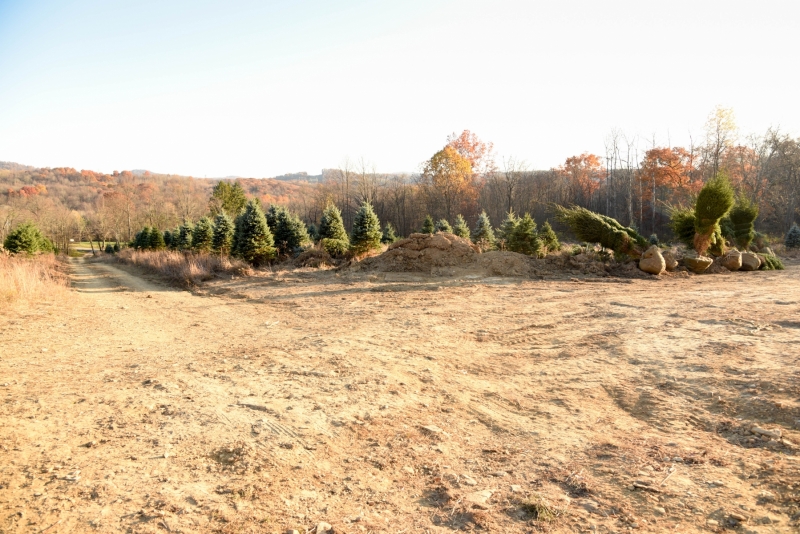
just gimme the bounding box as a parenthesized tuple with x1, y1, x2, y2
(357, 232, 479, 272)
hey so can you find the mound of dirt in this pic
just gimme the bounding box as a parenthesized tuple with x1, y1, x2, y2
(357, 233, 479, 272)
(292, 248, 334, 268)
(478, 251, 543, 277)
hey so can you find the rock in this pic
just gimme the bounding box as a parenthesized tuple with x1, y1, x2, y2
(653, 506, 666, 516)
(286, 530, 300, 534)
(721, 249, 742, 271)
(638, 245, 666, 275)
(465, 490, 494, 509)
(751, 426, 781, 439)
(402, 466, 415, 475)
(662, 250, 679, 271)
(462, 475, 477, 486)
(420, 425, 443, 434)
(757, 490, 776, 503)
(683, 253, 713, 273)
(315, 522, 333, 533)
(707, 519, 719, 526)
(730, 512, 748, 522)
(740, 252, 761, 271)
(490, 470, 508, 477)
(510, 485, 523, 493)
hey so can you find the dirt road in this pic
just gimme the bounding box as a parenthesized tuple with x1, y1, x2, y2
(2, 256, 800, 533)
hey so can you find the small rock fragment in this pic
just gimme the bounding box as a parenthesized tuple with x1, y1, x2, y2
(315, 521, 333, 533)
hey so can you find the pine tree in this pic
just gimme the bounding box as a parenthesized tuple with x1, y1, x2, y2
(134, 227, 151, 250)
(233, 199, 275, 265)
(693, 173, 735, 255)
(163, 230, 173, 249)
(537, 220, 560, 253)
(452, 214, 470, 239)
(265, 204, 280, 233)
(648, 234, 659, 246)
(381, 222, 399, 244)
(177, 221, 194, 250)
(212, 212, 234, 254)
(149, 228, 166, 250)
(307, 223, 318, 242)
(729, 195, 759, 250)
(209, 180, 247, 217)
(113, 242, 121, 253)
(471, 211, 496, 250)
(319, 203, 349, 242)
(435, 219, 452, 233)
(273, 207, 310, 256)
(786, 223, 800, 249)
(507, 213, 543, 256)
(420, 215, 435, 234)
(350, 201, 382, 255)
(169, 227, 181, 249)
(192, 217, 214, 252)
(104, 243, 115, 254)
(497, 210, 519, 248)
(3, 223, 48, 254)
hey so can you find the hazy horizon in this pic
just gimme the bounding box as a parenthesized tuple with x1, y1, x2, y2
(1, 0, 798, 177)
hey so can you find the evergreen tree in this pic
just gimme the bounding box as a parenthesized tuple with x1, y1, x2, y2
(192, 217, 214, 252)
(169, 227, 181, 249)
(693, 172, 735, 255)
(233, 199, 275, 265)
(273, 207, 310, 256)
(435, 219, 452, 233)
(452, 214, 470, 239)
(209, 180, 247, 217)
(134, 227, 151, 250)
(471, 211, 496, 249)
(104, 243, 115, 254)
(537, 220, 560, 253)
(381, 222, 399, 244)
(420, 215, 435, 234)
(149, 228, 166, 250)
(350, 201, 382, 255)
(307, 223, 319, 242)
(212, 212, 235, 254)
(497, 210, 519, 248)
(265, 204, 280, 232)
(177, 220, 194, 250)
(729, 195, 759, 250)
(648, 234, 659, 246)
(163, 230, 173, 249)
(786, 223, 800, 249)
(3, 223, 48, 254)
(319, 203, 349, 242)
(113, 242, 121, 253)
(507, 213, 543, 256)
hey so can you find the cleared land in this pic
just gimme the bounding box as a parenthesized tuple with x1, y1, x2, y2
(1, 256, 800, 533)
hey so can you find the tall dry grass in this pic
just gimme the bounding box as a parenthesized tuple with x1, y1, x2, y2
(114, 249, 251, 286)
(0, 253, 69, 304)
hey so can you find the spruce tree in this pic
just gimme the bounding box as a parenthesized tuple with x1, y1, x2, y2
(508, 213, 543, 257)
(163, 230, 173, 249)
(319, 203, 349, 242)
(381, 222, 399, 244)
(435, 219, 452, 233)
(273, 207, 310, 256)
(307, 223, 318, 242)
(192, 217, 214, 252)
(729, 195, 759, 250)
(265, 204, 280, 233)
(420, 215, 435, 234)
(149, 228, 166, 250)
(177, 220, 194, 250)
(452, 214, 470, 239)
(113, 242, 121, 253)
(538, 220, 560, 253)
(209, 180, 247, 217)
(104, 243, 115, 254)
(212, 212, 234, 254)
(350, 201, 382, 255)
(233, 199, 275, 265)
(497, 210, 519, 248)
(693, 173, 735, 255)
(3, 223, 48, 254)
(471, 211, 496, 250)
(786, 223, 800, 249)
(134, 227, 151, 250)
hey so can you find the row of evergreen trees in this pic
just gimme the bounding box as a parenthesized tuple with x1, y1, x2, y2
(416, 211, 560, 257)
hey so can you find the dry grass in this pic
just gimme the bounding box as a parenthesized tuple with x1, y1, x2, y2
(0, 252, 69, 303)
(113, 249, 251, 286)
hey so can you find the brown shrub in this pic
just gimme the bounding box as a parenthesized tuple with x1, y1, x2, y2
(0, 252, 69, 303)
(114, 249, 250, 286)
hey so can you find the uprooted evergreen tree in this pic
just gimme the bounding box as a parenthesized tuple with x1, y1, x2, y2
(507, 213, 543, 257)
(350, 201, 382, 255)
(233, 199, 275, 265)
(435, 219, 452, 233)
(728, 195, 759, 250)
(537, 220, 560, 253)
(192, 217, 214, 252)
(452, 214, 470, 239)
(212, 212, 235, 254)
(318, 202, 349, 256)
(554, 205, 648, 257)
(693, 173, 735, 256)
(786, 223, 800, 249)
(471, 211, 495, 250)
(420, 215, 435, 235)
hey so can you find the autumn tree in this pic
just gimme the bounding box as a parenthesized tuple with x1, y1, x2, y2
(419, 146, 473, 221)
(558, 153, 605, 208)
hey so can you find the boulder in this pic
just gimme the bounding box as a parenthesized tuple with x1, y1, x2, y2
(662, 250, 679, 271)
(740, 252, 761, 271)
(683, 253, 713, 274)
(638, 245, 665, 275)
(720, 249, 742, 271)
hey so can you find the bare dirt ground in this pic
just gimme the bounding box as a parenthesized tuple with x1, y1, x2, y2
(2, 255, 800, 533)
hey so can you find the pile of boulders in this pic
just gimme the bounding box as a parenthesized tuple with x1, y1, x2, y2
(637, 245, 769, 275)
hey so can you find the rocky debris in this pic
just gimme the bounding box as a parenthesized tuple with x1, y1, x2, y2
(402, 466, 415, 475)
(462, 475, 478, 486)
(315, 521, 333, 533)
(357, 233, 478, 272)
(638, 245, 666, 275)
(420, 424, 443, 434)
(662, 250, 679, 271)
(653, 506, 666, 516)
(740, 251, 761, 271)
(721, 249, 742, 271)
(683, 253, 714, 273)
(510, 484, 523, 493)
(751, 426, 781, 439)
(465, 490, 494, 509)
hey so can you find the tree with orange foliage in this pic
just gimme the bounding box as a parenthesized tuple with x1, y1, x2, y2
(640, 147, 698, 204)
(446, 130, 496, 178)
(558, 153, 604, 207)
(419, 146, 474, 221)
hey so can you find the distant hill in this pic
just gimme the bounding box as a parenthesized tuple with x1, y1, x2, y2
(0, 161, 35, 172)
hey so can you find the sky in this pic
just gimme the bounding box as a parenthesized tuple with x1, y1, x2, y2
(0, 0, 798, 177)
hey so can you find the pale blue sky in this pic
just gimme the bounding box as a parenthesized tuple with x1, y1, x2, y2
(1, 0, 798, 177)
